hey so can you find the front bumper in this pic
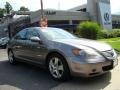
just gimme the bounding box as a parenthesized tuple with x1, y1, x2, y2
(68, 58, 118, 77)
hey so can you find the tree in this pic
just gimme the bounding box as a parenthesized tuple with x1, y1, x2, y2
(19, 6, 29, 11)
(0, 8, 4, 18)
(5, 2, 12, 14)
(0, 8, 5, 18)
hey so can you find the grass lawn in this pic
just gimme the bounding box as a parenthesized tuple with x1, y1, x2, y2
(99, 37, 120, 53)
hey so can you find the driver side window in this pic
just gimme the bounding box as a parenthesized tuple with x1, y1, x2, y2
(26, 29, 39, 40)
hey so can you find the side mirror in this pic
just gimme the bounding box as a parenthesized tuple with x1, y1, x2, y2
(30, 36, 41, 42)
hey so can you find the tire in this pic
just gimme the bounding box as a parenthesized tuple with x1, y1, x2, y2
(47, 53, 70, 81)
(8, 50, 16, 64)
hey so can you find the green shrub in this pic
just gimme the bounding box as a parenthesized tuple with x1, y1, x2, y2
(97, 30, 109, 39)
(98, 29, 120, 39)
(111, 29, 120, 37)
(77, 21, 101, 40)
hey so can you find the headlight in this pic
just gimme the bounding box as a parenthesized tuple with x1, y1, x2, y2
(72, 48, 105, 63)
(72, 48, 100, 57)
(72, 48, 86, 56)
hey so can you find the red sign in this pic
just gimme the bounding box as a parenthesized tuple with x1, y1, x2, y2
(40, 17, 48, 27)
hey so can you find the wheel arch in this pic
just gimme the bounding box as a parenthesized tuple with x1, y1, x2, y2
(45, 50, 69, 68)
(7, 48, 14, 56)
(46, 50, 71, 81)
(7, 48, 12, 54)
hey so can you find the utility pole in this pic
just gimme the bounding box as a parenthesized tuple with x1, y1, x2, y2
(40, 0, 44, 18)
(40, 0, 48, 27)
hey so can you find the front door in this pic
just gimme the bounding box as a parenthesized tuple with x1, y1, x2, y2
(23, 28, 48, 64)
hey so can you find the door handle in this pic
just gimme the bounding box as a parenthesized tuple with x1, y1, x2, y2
(37, 47, 41, 49)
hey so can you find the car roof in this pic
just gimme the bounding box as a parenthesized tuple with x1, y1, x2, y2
(26, 27, 62, 30)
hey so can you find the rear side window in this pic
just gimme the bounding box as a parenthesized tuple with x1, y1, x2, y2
(14, 29, 27, 40)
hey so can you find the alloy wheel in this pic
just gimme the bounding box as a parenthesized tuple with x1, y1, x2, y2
(49, 57, 64, 79)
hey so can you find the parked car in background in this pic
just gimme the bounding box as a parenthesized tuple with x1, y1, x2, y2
(7, 27, 118, 81)
(0, 37, 9, 49)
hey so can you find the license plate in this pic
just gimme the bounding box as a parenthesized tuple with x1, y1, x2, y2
(114, 59, 118, 67)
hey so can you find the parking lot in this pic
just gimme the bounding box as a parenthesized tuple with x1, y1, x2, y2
(0, 49, 120, 90)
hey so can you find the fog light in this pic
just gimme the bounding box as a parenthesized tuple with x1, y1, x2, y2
(92, 69, 96, 72)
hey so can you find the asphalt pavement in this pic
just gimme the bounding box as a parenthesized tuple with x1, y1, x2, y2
(0, 49, 120, 90)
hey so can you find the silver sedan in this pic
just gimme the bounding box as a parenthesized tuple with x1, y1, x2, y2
(7, 27, 118, 81)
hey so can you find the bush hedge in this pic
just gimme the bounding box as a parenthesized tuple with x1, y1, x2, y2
(77, 21, 101, 40)
(98, 29, 120, 39)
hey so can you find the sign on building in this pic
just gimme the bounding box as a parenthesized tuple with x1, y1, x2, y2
(98, 2, 112, 30)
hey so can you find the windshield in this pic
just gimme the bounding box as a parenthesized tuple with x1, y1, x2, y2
(39, 28, 78, 40)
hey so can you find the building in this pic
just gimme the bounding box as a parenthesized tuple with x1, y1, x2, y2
(1, 0, 120, 38)
(30, 0, 120, 29)
(69, 0, 120, 29)
(30, 10, 89, 29)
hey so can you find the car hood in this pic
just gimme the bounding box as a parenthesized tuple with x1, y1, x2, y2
(53, 38, 112, 51)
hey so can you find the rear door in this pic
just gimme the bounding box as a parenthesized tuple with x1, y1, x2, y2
(12, 29, 27, 59)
